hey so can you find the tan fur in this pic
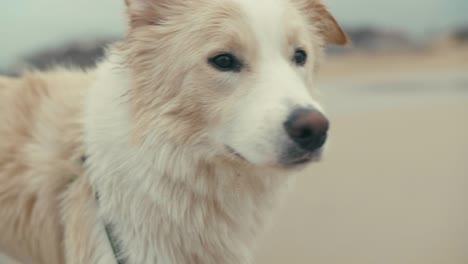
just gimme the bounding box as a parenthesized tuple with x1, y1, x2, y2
(0, 71, 92, 263)
(121, 1, 255, 145)
(0, 0, 347, 263)
(296, 0, 350, 45)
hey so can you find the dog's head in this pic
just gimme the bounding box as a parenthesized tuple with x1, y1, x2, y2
(122, 0, 348, 168)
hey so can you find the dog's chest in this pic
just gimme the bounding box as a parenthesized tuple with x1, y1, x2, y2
(99, 169, 289, 264)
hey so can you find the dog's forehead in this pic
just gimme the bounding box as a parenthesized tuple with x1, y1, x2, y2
(233, 0, 291, 47)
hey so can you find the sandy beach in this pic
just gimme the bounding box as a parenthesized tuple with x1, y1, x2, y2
(256, 102, 468, 264)
(1, 48, 467, 264)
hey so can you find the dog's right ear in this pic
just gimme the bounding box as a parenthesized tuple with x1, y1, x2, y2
(125, 0, 173, 27)
(297, 0, 349, 46)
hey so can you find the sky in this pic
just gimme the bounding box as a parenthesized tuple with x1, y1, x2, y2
(326, 0, 468, 34)
(1, 0, 467, 70)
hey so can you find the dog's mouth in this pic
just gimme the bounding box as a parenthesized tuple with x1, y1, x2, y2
(281, 149, 323, 168)
(225, 145, 322, 168)
(288, 156, 313, 165)
(225, 146, 247, 162)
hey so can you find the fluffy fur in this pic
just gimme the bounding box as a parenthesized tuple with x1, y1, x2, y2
(0, 0, 347, 263)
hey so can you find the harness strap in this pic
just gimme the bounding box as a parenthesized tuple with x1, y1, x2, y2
(84, 156, 128, 264)
(104, 222, 127, 264)
(95, 191, 128, 264)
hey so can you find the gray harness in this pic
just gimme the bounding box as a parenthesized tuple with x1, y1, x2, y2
(83, 155, 127, 264)
(96, 192, 128, 264)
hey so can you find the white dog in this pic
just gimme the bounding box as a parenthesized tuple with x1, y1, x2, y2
(0, 0, 347, 263)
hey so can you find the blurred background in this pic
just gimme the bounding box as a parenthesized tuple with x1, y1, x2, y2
(1, 0, 467, 263)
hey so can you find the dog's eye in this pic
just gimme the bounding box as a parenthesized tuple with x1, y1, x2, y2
(209, 53, 242, 72)
(293, 49, 307, 66)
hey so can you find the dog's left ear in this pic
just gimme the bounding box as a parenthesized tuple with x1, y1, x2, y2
(300, 0, 349, 46)
(125, 0, 151, 13)
(125, 0, 174, 27)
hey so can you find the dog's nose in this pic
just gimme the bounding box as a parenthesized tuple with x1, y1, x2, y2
(284, 108, 329, 152)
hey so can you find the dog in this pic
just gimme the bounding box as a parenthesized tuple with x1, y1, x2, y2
(0, 0, 348, 263)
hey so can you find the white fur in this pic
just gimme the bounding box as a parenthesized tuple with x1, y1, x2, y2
(216, 0, 324, 165)
(83, 1, 325, 263)
(84, 53, 293, 264)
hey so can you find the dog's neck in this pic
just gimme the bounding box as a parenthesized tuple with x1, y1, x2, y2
(83, 53, 293, 264)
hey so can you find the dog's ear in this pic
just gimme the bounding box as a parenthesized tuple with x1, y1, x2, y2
(124, 0, 174, 27)
(300, 0, 349, 46)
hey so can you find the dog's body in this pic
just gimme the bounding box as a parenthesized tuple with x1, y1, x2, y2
(0, 0, 347, 263)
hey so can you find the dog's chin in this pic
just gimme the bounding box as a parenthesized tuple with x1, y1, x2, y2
(225, 145, 323, 170)
(283, 153, 322, 168)
(279, 148, 324, 169)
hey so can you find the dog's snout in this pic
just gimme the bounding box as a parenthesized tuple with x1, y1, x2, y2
(284, 108, 329, 152)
